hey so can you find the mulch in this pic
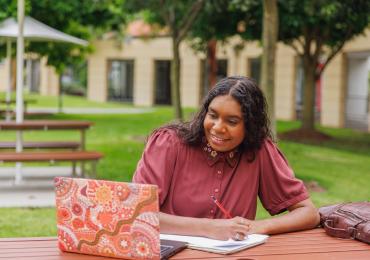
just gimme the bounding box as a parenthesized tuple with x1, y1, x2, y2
(278, 128, 332, 143)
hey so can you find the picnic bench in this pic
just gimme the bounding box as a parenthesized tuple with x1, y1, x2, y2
(0, 228, 369, 259)
(0, 120, 103, 178)
(0, 151, 102, 178)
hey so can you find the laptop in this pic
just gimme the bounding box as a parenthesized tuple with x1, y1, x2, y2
(54, 177, 187, 259)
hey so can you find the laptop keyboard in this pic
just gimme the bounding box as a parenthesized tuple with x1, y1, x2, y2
(160, 244, 173, 255)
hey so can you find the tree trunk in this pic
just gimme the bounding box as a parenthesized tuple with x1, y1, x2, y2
(171, 38, 183, 120)
(301, 55, 316, 130)
(207, 39, 217, 90)
(261, 0, 278, 138)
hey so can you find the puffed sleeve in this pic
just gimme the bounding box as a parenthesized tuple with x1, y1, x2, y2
(133, 128, 179, 206)
(258, 140, 309, 215)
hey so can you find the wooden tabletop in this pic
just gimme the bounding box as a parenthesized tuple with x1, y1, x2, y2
(0, 229, 369, 260)
(0, 120, 93, 130)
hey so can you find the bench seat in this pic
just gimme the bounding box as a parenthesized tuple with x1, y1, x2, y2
(0, 151, 103, 177)
(0, 141, 80, 150)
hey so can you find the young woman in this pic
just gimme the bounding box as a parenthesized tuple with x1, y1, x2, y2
(133, 76, 319, 241)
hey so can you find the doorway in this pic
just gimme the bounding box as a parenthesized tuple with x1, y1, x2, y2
(154, 60, 171, 105)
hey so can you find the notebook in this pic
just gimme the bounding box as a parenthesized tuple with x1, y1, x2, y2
(54, 177, 187, 259)
(160, 233, 268, 254)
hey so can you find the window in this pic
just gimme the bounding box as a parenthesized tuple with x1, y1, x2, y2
(248, 57, 261, 85)
(107, 60, 134, 102)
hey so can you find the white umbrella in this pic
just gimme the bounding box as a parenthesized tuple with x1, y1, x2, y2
(0, 3, 87, 184)
(0, 16, 88, 45)
(0, 15, 88, 119)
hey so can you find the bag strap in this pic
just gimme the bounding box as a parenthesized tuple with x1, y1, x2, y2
(324, 219, 357, 239)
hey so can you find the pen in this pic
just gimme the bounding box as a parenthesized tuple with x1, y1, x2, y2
(211, 195, 233, 218)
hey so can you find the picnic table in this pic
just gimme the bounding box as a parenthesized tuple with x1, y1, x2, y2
(0, 228, 369, 259)
(0, 120, 103, 179)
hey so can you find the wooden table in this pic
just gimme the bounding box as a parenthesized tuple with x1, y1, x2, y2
(0, 229, 369, 260)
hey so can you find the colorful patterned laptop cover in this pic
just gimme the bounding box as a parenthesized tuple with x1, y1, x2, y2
(55, 177, 160, 259)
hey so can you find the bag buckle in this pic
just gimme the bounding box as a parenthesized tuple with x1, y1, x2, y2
(348, 227, 357, 239)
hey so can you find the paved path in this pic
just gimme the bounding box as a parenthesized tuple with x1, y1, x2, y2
(0, 167, 74, 208)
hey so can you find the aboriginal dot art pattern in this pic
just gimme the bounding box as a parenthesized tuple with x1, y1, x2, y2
(55, 177, 160, 259)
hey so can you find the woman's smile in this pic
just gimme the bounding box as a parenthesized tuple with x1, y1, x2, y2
(209, 134, 230, 145)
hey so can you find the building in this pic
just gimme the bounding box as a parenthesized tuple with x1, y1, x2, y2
(1, 27, 369, 132)
(87, 28, 370, 131)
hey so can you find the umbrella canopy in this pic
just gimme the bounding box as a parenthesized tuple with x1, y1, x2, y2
(0, 16, 87, 45)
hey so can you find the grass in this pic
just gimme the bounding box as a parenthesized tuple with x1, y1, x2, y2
(0, 93, 370, 237)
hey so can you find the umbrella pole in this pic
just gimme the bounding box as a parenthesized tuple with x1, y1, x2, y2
(6, 40, 12, 121)
(15, 0, 25, 185)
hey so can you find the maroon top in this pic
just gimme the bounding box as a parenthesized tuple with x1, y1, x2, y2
(133, 129, 309, 219)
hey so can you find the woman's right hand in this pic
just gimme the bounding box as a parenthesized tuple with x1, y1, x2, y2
(206, 217, 251, 240)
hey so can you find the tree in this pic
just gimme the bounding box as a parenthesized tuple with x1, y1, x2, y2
(187, 0, 246, 95)
(279, 0, 370, 132)
(125, 0, 205, 120)
(261, 0, 278, 137)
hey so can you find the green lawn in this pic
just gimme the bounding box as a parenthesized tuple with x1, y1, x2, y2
(0, 93, 369, 237)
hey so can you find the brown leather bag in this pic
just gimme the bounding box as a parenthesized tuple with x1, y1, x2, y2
(319, 202, 370, 244)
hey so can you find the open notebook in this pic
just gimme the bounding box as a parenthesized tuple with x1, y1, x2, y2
(160, 233, 268, 254)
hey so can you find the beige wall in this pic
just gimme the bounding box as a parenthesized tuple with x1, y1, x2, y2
(343, 29, 370, 52)
(39, 58, 59, 96)
(321, 53, 346, 127)
(87, 41, 108, 102)
(0, 58, 9, 92)
(274, 44, 297, 120)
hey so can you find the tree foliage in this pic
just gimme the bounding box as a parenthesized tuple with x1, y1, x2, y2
(188, 1, 245, 50)
(278, 0, 370, 131)
(187, 1, 248, 91)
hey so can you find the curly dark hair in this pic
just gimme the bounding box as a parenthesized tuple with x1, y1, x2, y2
(157, 76, 272, 157)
